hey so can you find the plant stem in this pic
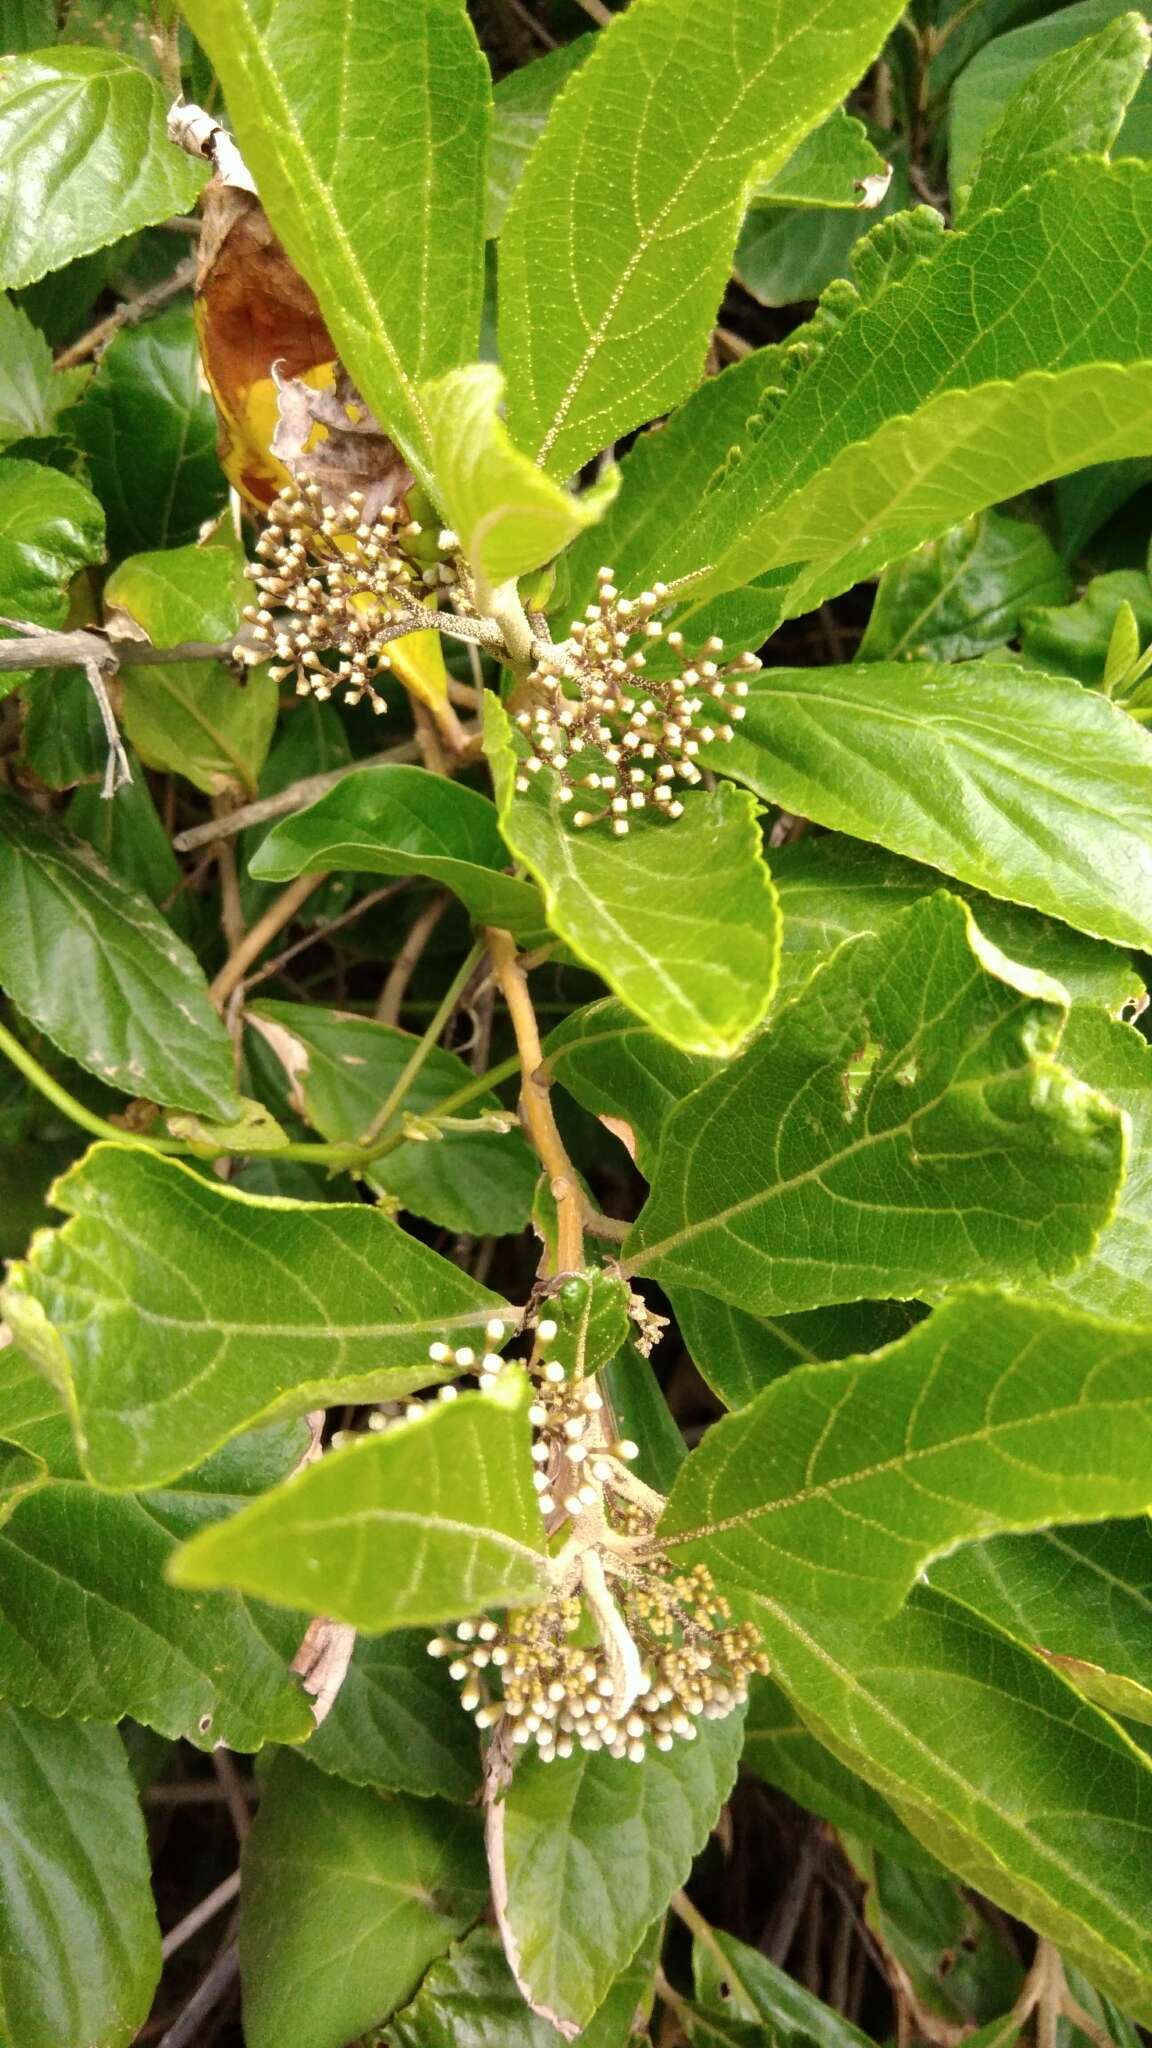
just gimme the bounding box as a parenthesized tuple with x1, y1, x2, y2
(358, 940, 484, 1146)
(375, 890, 449, 1025)
(0, 1019, 187, 1155)
(486, 926, 584, 1273)
(209, 870, 327, 1005)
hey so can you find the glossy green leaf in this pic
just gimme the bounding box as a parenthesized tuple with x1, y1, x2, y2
(487, 697, 780, 1058)
(741, 1675, 940, 1869)
(389, 1921, 659, 2048)
(933, 1518, 1152, 1730)
(1035, 1009, 1152, 1321)
(759, 109, 891, 209)
(0, 48, 204, 288)
(0, 454, 104, 653)
(106, 540, 278, 797)
(67, 763, 183, 909)
(857, 511, 1072, 663)
(661, 1291, 1152, 1619)
(0, 294, 90, 447)
(693, 1927, 872, 2048)
(247, 999, 537, 1237)
(1019, 570, 1152, 688)
(770, 835, 1144, 1015)
(250, 763, 546, 937)
(239, 1749, 487, 2048)
(547, 998, 713, 1176)
(711, 661, 1152, 952)
(626, 894, 1123, 1314)
(303, 1630, 481, 1804)
(19, 666, 108, 782)
(496, 1708, 744, 2031)
(0, 1704, 161, 2048)
(65, 305, 225, 560)
(170, 1379, 549, 1628)
(487, 39, 594, 239)
(426, 362, 614, 596)
(757, 1586, 1152, 2020)
(528, 1270, 632, 1385)
(0, 793, 241, 1117)
(499, 0, 904, 477)
(2, 1144, 513, 1489)
(0, 1346, 314, 1749)
(179, 0, 489, 490)
(663, 161, 1152, 623)
(950, 0, 1152, 195)
(960, 12, 1150, 219)
(671, 1288, 920, 1410)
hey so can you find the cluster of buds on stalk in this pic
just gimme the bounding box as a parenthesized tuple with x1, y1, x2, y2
(237, 481, 448, 710)
(514, 566, 761, 835)
(424, 1316, 769, 1764)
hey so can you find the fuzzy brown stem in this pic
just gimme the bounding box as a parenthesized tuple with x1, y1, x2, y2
(486, 927, 584, 1274)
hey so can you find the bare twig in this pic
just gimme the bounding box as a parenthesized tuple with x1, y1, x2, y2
(156, 1942, 240, 2048)
(375, 891, 450, 1025)
(160, 1870, 241, 1960)
(55, 253, 198, 370)
(210, 870, 327, 1005)
(242, 879, 406, 993)
(211, 1750, 252, 1843)
(0, 618, 247, 677)
(504, 0, 558, 47)
(571, 0, 615, 25)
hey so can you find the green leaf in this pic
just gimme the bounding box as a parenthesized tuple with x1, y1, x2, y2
(710, 660, 1152, 952)
(426, 362, 614, 598)
(664, 161, 1152, 623)
(499, 0, 905, 477)
(1057, 460, 1152, 556)
(934, 1518, 1152, 1730)
(487, 39, 594, 239)
(0, 793, 241, 1117)
(495, 1708, 744, 2032)
(67, 763, 183, 909)
(757, 1585, 1152, 2020)
(2, 0, 58, 51)
(64, 304, 226, 561)
(239, 1749, 487, 2048)
(0, 453, 104, 649)
(247, 999, 537, 1237)
(559, 347, 786, 635)
(672, 1289, 921, 1410)
(693, 1927, 873, 2048)
(0, 1704, 161, 2048)
(857, 511, 1072, 663)
(660, 1290, 1152, 1620)
(770, 835, 1144, 1016)
(20, 668, 110, 785)
(0, 1437, 45, 1521)
(529, 1270, 633, 1384)
(625, 893, 1124, 1315)
(249, 763, 547, 938)
(0, 293, 90, 447)
(302, 1630, 481, 1804)
(0, 48, 204, 289)
(106, 540, 279, 797)
(171, 1378, 548, 1628)
(950, 0, 1152, 196)
(959, 12, 1151, 220)
(758, 109, 891, 210)
(2, 1143, 514, 1489)
(389, 1921, 660, 2048)
(487, 696, 780, 1059)
(742, 1675, 940, 1869)
(179, 0, 490, 490)
(1034, 1009, 1152, 1321)
(602, 1341, 688, 1495)
(1019, 570, 1152, 688)
(0, 1345, 314, 1749)
(547, 998, 713, 1177)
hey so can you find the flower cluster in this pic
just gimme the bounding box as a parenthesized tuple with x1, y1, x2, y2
(424, 1323, 769, 1763)
(238, 481, 438, 710)
(515, 567, 761, 834)
(429, 1556, 768, 1764)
